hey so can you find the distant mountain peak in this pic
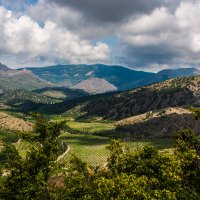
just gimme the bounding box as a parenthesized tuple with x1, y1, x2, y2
(0, 63, 10, 71)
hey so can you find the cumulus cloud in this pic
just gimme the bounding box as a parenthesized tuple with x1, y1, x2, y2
(46, 0, 172, 23)
(27, 0, 115, 40)
(1, 0, 200, 70)
(117, 1, 200, 68)
(0, 5, 110, 67)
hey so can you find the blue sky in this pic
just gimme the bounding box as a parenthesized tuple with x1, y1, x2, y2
(0, 0, 200, 72)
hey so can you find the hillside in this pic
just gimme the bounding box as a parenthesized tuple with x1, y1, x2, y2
(0, 69, 54, 91)
(0, 111, 32, 132)
(65, 76, 200, 120)
(71, 78, 117, 93)
(0, 66, 65, 109)
(0, 89, 59, 106)
(34, 87, 89, 100)
(116, 107, 200, 138)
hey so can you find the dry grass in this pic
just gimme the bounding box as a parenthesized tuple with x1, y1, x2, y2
(117, 107, 191, 125)
(116, 107, 200, 138)
(0, 112, 32, 132)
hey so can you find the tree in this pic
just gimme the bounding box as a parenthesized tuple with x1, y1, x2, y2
(0, 113, 65, 200)
(2, 109, 200, 199)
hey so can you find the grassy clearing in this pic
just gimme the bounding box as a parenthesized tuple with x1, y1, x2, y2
(50, 114, 115, 134)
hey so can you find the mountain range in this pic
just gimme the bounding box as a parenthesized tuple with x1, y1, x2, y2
(24, 64, 153, 92)
(1, 62, 200, 110)
(25, 64, 200, 92)
(21, 75, 200, 138)
(0, 63, 199, 93)
(1, 63, 200, 138)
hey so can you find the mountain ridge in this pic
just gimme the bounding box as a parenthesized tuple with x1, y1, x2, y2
(23, 64, 154, 91)
(20, 64, 200, 92)
(64, 76, 200, 120)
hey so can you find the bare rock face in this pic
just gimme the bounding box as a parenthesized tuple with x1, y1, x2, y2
(71, 78, 117, 94)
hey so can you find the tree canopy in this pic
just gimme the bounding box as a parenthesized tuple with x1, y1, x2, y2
(1, 111, 200, 199)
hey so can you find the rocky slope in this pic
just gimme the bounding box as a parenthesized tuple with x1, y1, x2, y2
(71, 78, 117, 93)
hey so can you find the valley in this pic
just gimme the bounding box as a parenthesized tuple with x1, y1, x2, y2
(0, 63, 200, 199)
(1, 0, 200, 197)
(1, 64, 200, 150)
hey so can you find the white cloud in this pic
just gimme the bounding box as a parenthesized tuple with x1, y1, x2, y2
(1, 0, 200, 70)
(0, 5, 110, 67)
(117, 1, 200, 68)
(27, 0, 115, 40)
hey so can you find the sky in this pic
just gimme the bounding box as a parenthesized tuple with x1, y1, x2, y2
(0, 0, 200, 71)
